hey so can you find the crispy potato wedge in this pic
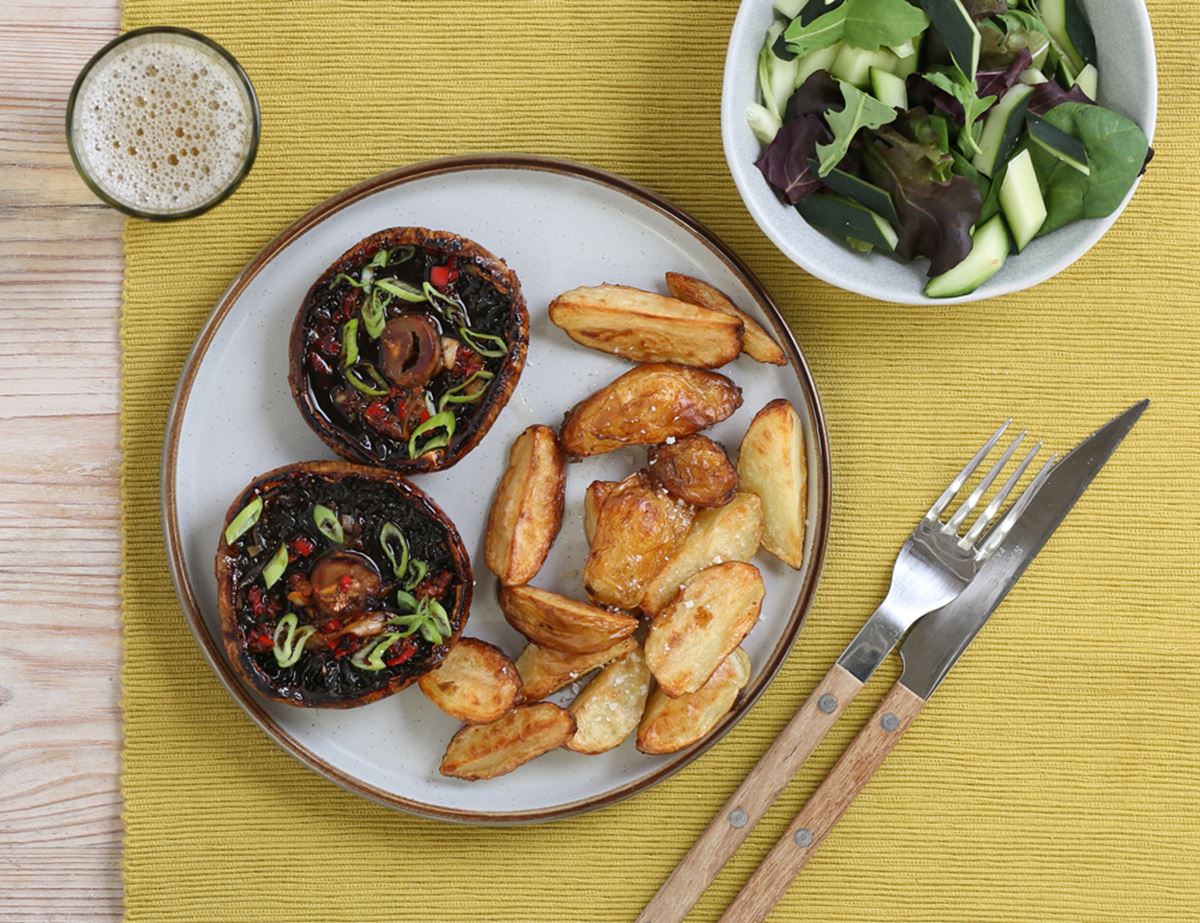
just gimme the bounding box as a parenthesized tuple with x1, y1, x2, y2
(637, 648, 751, 755)
(515, 637, 639, 702)
(559, 364, 742, 458)
(418, 637, 522, 724)
(647, 434, 739, 508)
(584, 473, 694, 609)
(665, 272, 787, 366)
(583, 480, 618, 546)
(645, 562, 765, 697)
(500, 584, 639, 654)
(738, 399, 807, 568)
(566, 647, 653, 754)
(485, 424, 566, 586)
(640, 490, 763, 616)
(439, 702, 575, 780)
(548, 284, 743, 368)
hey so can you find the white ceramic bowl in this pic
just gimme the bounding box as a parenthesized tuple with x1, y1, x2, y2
(722, 0, 1158, 305)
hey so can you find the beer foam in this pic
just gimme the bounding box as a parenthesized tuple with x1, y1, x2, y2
(71, 32, 255, 215)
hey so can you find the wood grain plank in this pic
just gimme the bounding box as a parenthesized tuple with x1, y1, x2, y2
(0, 2, 123, 920)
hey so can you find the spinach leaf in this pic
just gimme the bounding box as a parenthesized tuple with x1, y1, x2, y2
(842, 0, 929, 51)
(924, 71, 996, 157)
(1028, 103, 1150, 235)
(865, 128, 982, 275)
(815, 80, 898, 176)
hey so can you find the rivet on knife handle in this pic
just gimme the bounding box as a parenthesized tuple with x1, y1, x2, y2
(634, 663, 864, 923)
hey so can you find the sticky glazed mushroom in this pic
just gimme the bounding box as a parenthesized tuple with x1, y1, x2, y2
(289, 227, 529, 473)
(214, 461, 473, 708)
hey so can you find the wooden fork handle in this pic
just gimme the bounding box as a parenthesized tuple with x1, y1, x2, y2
(717, 681, 926, 923)
(636, 663, 864, 923)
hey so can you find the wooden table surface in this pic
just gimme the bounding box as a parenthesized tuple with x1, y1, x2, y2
(1, 2, 124, 919)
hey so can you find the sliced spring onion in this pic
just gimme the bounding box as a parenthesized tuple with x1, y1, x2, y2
(403, 559, 428, 592)
(350, 631, 402, 671)
(344, 363, 390, 396)
(313, 504, 344, 543)
(340, 319, 360, 368)
(333, 272, 369, 290)
(422, 282, 469, 326)
(407, 410, 456, 458)
(272, 612, 316, 668)
(458, 326, 508, 358)
(391, 245, 416, 264)
(394, 589, 418, 612)
(438, 370, 494, 412)
(223, 495, 263, 545)
(361, 289, 387, 339)
(379, 521, 409, 579)
(366, 248, 390, 270)
(420, 598, 452, 644)
(374, 278, 427, 303)
(262, 543, 289, 589)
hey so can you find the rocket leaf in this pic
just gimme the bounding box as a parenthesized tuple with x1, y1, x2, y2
(923, 70, 996, 156)
(814, 80, 898, 176)
(842, 0, 929, 51)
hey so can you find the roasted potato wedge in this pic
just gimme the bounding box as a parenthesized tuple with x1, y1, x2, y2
(548, 284, 743, 368)
(665, 272, 787, 366)
(559, 364, 743, 458)
(584, 473, 694, 608)
(645, 562, 765, 697)
(637, 648, 751, 755)
(485, 424, 566, 585)
(418, 637, 522, 724)
(640, 490, 763, 616)
(439, 702, 575, 780)
(566, 647, 653, 754)
(583, 480, 618, 546)
(500, 584, 639, 654)
(738, 399, 807, 568)
(647, 434, 739, 508)
(515, 637, 639, 701)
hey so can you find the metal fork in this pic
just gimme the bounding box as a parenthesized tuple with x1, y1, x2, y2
(636, 422, 1057, 923)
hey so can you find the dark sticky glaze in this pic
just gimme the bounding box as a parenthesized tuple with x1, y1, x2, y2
(289, 227, 529, 473)
(215, 462, 473, 708)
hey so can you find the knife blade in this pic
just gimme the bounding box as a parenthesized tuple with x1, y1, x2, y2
(898, 399, 1149, 700)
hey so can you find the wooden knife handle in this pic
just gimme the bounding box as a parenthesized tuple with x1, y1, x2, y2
(717, 681, 926, 923)
(636, 663, 864, 923)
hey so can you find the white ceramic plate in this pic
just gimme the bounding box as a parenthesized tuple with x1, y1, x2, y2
(163, 155, 831, 823)
(722, 0, 1158, 305)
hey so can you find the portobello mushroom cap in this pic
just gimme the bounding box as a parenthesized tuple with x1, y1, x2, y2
(215, 461, 474, 708)
(288, 227, 529, 473)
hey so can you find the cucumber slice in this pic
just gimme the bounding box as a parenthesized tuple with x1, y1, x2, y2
(810, 162, 901, 225)
(797, 193, 898, 252)
(796, 41, 843, 86)
(774, 0, 807, 17)
(1025, 113, 1090, 175)
(747, 103, 783, 145)
(772, 30, 798, 62)
(831, 45, 896, 88)
(971, 82, 1034, 177)
(999, 149, 1047, 252)
(919, 0, 980, 81)
(799, 0, 845, 26)
(1073, 63, 1099, 100)
(870, 67, 908, 110)
(924, 214, 1010, 298)
(759, 22, 801, 121)
(892, 34, 922, 78)
(1039, 0, 1096, 71)
(1019, 67, 1048, 86)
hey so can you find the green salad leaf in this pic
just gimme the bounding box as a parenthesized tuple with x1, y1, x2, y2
(842, 0, 928, 51)
(815, 80, 898, 176)
(923, 71, 996, 157)
(1028, 103, 1150, 235)
(783, 4, 848, 57)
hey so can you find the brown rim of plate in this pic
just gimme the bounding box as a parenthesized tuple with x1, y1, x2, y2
(160, 153, 833, 826)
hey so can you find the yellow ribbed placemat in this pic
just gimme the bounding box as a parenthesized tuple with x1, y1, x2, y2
(121, 2, 1199, 920)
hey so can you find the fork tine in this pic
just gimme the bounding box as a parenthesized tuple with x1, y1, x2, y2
(944, 431, 1027, 532)
(976, 453, 1059, 559)
(925, 420, 1011, 522)
(959, 442, 1041, 550)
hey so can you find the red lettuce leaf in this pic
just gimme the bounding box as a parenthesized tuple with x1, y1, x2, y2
(756, 114, 833, 204)
(977, 48, 1032, 101)
(864, 128, 983, 276)
(788, 69, 844, 120)
(963, 0, 1007, 19)
(1028, 79, 1093, 116)
(907, 73, 964, 123)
